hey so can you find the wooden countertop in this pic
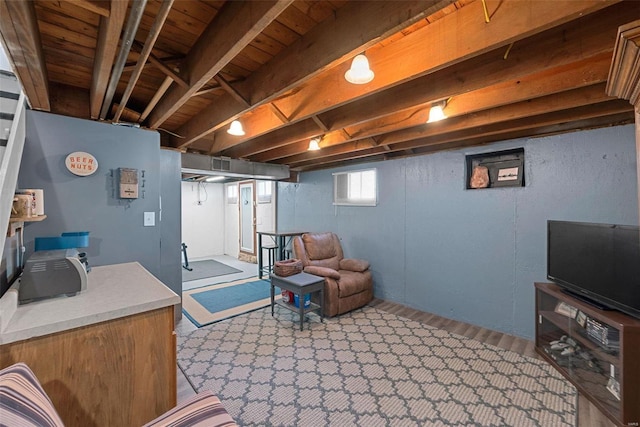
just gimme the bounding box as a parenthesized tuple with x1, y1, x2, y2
(0, 262, 180, 345)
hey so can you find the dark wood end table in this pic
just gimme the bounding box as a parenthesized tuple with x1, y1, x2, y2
(270, 272, 324, 331)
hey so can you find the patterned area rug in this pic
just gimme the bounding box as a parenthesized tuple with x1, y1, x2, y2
(178, 306, 576, 426)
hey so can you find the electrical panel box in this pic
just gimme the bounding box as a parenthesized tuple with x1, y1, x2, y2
(119, 168, 139, 199)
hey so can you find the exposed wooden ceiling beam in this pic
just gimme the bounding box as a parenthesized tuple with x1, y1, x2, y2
(252, 128, 381, 162)
(74, 0, 110, 18)
(207, 134, 217, 155)
(357, 52, 611, 144)
(0, 0, 50, 110)
(279, 84, 617, 166)
(123, 54, 183, 73)
(90, 0, 128, 119)
(406, 112, 634, 157)
(146, 0, 294, 129)
(213, 75, 250, 108)
(192, 78, 246, 97)
(49, 82, 89, 119)
(137, 46, 189, 89)
(223, 119, 322, 158)
(232, 42, 614, 161)
(193, 86, 221, 97)
(208, 102, 296, 151)
(201, 0, 621, 155)
(343, 55, 611, 141)
(243, 0, 457, 105)
(300, 110, 635, 172)
(111, 103, 141, 123)
(269, 103, 289, 124)
(279, 0, 622, 124)
(288, 101, 633, 170)
(175, 0, 459, 149)
(2, 0, 633, 174)
(379, 83, 614, 147)
(140, 76, 172, 122)
(390, 105, 634, 157)
(255, 140, 318, 161)
(311, 115, 329, 132)
(286, 139, 380, 166)
(321, 41, 616, 134)
(114, 0, 174, 122)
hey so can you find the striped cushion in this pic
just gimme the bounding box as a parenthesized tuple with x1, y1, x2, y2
(0, 363, 65, 427)
(143, 391, 238, 427)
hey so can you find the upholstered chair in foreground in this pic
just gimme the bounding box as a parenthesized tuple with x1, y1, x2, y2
(0, 362, 238, 427)
(293, 232, 373, 317)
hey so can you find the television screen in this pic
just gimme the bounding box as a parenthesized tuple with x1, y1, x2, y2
(547, 220, 640, 319)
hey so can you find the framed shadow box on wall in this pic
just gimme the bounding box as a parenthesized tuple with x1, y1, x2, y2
(465, 148, 525, 189)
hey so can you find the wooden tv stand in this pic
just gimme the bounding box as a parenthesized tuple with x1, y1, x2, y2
(535, 282, 640, 427)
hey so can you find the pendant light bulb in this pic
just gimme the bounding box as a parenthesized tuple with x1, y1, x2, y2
(308, 137, 321, 151)
(427, 101, 448, 123)
(345, 54, 374, 84)
(227, 120, 245, 136)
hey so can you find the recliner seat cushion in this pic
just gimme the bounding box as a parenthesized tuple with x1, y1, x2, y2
(336, 270, 372, 297)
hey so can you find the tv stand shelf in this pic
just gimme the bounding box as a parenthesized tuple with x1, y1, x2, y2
(539, 310, 619, 365)
(535, 283, 640, 427)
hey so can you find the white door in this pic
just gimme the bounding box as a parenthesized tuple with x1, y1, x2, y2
(239, 181, 255, 255)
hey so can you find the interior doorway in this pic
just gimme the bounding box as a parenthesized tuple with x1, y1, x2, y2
(180, 179, 276, 266)
(238, 181, 256, 257)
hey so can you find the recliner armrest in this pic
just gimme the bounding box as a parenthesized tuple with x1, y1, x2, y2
(304, 265, 341, 279)
(339, 258, 370, 272)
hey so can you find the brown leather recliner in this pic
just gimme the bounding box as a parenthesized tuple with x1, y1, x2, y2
(292, 232, 373, 317)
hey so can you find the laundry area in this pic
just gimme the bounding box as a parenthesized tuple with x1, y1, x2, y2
(180, 179, 277, 290)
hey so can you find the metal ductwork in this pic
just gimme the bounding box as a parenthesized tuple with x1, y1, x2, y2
(181, 153, 290, 182)
(99, 0, 148, 120)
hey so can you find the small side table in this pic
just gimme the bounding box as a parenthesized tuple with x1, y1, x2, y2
(270, 272, 324, 331)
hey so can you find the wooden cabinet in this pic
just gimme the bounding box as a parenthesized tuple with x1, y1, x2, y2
(0, 306, 176, 427)
(535, 282, 640, 427)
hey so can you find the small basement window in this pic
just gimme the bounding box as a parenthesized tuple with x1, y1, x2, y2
(257, 181, 272, 203)
(226, 184, 238, 204)
(465, 148, 525, 189)
(333, 168, 377, 206)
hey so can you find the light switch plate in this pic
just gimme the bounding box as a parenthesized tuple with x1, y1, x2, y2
(144, 211, 155, 227)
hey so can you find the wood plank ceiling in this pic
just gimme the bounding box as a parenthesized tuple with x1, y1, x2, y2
(0, 0, 638, 176)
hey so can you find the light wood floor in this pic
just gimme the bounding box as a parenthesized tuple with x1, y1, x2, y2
(176, 298, 540, 402)
(369, 298, 540, 360)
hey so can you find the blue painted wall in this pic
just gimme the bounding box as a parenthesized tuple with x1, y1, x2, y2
(159, 149, 183, 319)
(278, 125, 638, 339)
(17, 111, 182, 302)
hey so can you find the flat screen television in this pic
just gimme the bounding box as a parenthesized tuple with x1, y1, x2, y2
(547, 220, 640, 319)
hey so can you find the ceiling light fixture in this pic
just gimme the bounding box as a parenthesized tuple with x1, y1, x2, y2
(344, 54, 374, 84)
(308, 137, 321, 151)
(227, 120, 245, 136)
(427, 100, 448, 123)
(205, 176, 225, 182)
